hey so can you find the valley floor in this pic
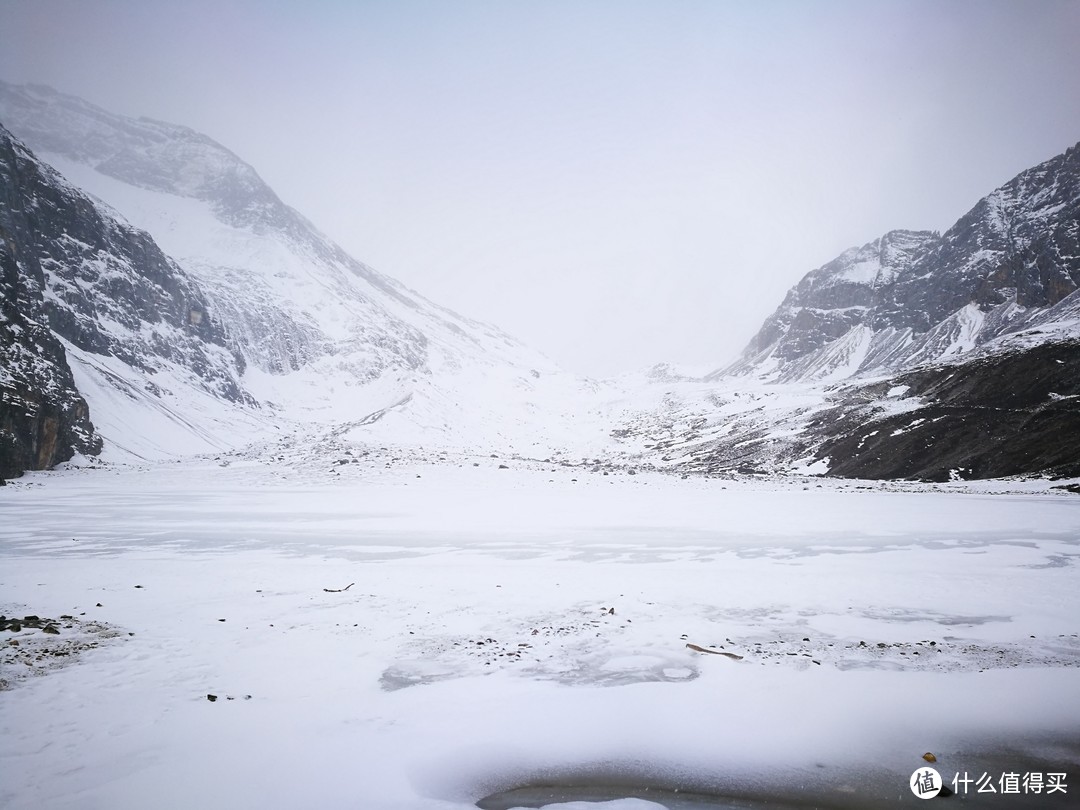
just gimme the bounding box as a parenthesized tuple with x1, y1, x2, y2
(1, 457, 1078, 809)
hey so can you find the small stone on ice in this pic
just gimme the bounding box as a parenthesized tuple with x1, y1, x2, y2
(922, 752, 937, 762)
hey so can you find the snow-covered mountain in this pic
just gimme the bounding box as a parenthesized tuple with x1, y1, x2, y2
(605, 141, 1080, 481)
(0, 83, 592, 472)
(719, 141, 1080, 383)
(2, 81, 1078, 483)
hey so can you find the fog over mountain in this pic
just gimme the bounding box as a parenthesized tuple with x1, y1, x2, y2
(2, 0, 1079, 375)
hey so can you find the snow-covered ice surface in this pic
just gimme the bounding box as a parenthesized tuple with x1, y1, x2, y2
(2, 459, 1079, 809)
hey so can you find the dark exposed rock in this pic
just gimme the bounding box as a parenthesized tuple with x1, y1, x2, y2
(1, 614, 65, 634)
(1, 129, 102, 476)
(813, 341, 1080, 480)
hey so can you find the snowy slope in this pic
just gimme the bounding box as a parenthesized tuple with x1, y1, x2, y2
(0, 82, 600, 460)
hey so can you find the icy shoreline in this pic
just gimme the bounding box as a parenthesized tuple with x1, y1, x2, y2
(2, 461, 1078, 808)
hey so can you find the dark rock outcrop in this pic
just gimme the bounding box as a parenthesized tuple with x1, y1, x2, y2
(0, 296, 100, 478)
(671, 338, 1080, 482)
(1, 126, 101, 476)
(811, 341, 1080, 481)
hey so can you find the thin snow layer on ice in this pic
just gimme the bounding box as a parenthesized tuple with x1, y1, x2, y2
(1, 464, 1079, 809)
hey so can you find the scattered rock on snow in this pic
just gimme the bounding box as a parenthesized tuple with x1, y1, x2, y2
(1, 612, 128, 690)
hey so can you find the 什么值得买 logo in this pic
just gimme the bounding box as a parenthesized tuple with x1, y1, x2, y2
(910, 767, 942, 799)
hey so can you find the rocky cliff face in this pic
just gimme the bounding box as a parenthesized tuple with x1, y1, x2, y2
(721, 142, 1080, 384)
(0, 123, 249, 477)
(1, 125, 99, 477)
(0, 221, 100, 477)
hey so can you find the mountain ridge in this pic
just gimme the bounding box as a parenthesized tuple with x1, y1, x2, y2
(718, 141, 1080, 384)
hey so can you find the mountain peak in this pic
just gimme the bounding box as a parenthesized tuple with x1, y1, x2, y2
(0, 80, 289, 233)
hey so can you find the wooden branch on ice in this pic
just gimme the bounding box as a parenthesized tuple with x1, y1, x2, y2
(686, 642, 743, 660)
(322, 582, 355, 593)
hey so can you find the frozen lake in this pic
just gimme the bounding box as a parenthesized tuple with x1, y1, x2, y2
(2, 459, 1078, 808)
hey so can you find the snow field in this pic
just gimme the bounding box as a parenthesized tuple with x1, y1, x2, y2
(1, 463, 1078, 809)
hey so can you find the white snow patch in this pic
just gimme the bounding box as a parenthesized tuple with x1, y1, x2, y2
(2, 464, 1077, 809)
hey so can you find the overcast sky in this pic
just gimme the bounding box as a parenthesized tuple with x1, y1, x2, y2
(2, 1, 1079, 375)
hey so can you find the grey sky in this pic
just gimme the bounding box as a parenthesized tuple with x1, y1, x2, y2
(2, 1, 1079, 376)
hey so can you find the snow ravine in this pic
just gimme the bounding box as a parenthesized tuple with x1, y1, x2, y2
(1, 459, 1078, 809)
